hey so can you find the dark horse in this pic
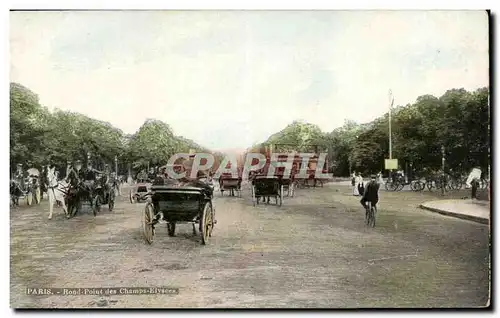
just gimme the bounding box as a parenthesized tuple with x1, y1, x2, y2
(65, 169, 99, 217)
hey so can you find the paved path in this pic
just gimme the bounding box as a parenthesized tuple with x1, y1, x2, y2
(420, 200, 490, 224)
(11, 183, 490, 308)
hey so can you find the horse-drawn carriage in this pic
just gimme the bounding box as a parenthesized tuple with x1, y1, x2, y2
(64, 169, 116, 217)
(251, 175, 284, 206)
(10, 167, 42, 207)
(219, 172, 242, 197)
(129, 182, 152, 203)
(141, 177, 216, 245)
(94, 174, 116, 212)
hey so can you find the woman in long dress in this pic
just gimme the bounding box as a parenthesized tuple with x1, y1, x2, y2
(356, 173, 364, 196)
(352, 172, 359, 196)
(377, 171, 385, 185)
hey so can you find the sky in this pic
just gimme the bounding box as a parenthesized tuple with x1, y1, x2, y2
(10, 10, 489, 151)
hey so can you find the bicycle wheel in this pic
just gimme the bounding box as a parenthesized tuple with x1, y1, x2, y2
(410, 181, 419, 191)
(385, 182, 398, 191)
(369, 206, 376, 228)
(365, 205, 370, 225)
(396, 182, 405, 191)
(427, 181, 434, 191)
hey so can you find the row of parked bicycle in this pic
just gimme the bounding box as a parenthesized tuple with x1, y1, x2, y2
(384, 174, 489, 192)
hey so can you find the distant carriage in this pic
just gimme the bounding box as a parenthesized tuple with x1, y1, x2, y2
(219, 172, 242, 197)
(10, 167, 42, 207)
(251, 175, 284, 207)
(130, 182, 152, 203)
(94, 174, 116, 212)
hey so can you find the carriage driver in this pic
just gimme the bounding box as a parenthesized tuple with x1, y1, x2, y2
(15, 163, 30, 189)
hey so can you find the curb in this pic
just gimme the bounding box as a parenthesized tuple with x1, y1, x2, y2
(419, 204, 489, 225)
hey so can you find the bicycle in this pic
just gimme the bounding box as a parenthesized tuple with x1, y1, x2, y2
(410, 178, 426, 192)
(365, 201, 376, 228)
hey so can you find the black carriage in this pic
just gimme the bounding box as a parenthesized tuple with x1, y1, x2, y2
(251, 175, 284, 207)
(142, 179, 216, 245)
(64, 180, 98, 217)
(94, 175, 116, 212)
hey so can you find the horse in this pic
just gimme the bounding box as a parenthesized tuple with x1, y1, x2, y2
(66, 167, 97, 216)
(10, 179, 23, 207)
(47, 166, 70, 219)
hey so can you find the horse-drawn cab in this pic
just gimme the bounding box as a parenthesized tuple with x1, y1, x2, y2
(251, 158, 285, 206)
(218, 164, 242, 197)
(10, 165, 42, 206)
(94, 170, 115, 212)
(141, 160, 216, 245)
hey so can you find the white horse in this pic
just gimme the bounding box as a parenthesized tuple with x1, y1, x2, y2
(47, 166, 69, 219)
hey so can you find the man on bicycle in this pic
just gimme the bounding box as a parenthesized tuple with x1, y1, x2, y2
(360, 174, 380, 211)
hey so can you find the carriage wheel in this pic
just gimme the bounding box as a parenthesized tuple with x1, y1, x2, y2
(129, 190, 135, 204)
(167, 223, 176, 237)
(34, 187, 41, 204)
(143, 203, 155, 244)
(200, 202, 214, 245)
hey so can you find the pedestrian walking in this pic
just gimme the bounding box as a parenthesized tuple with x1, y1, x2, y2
(357, 173, 365, 196)
(352, 172, 359, 196)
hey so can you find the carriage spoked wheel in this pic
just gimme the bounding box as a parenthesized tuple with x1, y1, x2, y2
(34, 187, 41, 204)
(167, 222, 176, 237)
(200, 202, 214, 245)
(143, 203, 155, 244)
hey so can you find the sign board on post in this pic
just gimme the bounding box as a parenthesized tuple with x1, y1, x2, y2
(385, 159, 398, 170)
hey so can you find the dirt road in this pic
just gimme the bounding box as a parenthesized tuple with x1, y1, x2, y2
(10, 182, 490, 308)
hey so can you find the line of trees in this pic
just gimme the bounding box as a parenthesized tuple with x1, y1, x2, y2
(253, 87, 490, 177)
(11, 83, 490, 178)
(10, 83, 217, 176)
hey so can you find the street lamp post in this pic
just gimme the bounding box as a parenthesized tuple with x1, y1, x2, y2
(441, 145, 445, 196)
(388, 90, 394, 180)
(115, 156, 118, 175)
(389, 90, 393, 160)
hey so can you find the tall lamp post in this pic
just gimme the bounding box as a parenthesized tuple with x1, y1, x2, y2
(388, 90, 394, 179)
(388, 89, 393, 160)
(441, 145, 445, 196)
(115, 156, 118, 175)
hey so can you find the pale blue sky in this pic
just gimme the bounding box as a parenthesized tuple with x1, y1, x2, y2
(10, 11, 489, 151)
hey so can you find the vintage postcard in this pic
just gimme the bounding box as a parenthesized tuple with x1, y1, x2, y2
(9, 10, 490, 309)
